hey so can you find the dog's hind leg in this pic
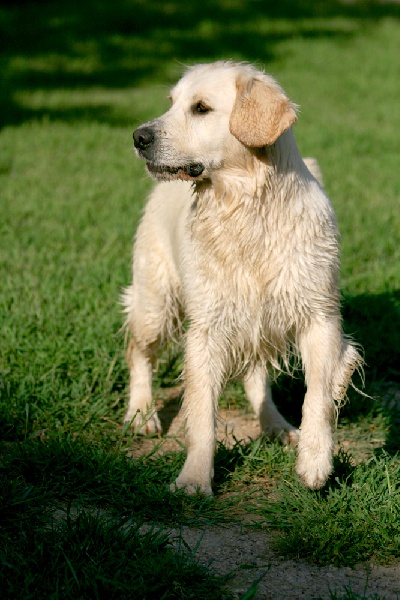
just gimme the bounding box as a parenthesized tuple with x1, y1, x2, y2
(243, 365, 299, 444)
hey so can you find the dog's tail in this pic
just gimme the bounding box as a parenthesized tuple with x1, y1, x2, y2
(333, 339, 365, 414)
(304, 157, 324, 188)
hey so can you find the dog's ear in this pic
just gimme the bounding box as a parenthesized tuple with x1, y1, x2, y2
(229, 76, 298, 147)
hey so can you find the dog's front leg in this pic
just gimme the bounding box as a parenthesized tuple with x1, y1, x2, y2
(296, 319, 343, 489)
(171, 328, 223, 496)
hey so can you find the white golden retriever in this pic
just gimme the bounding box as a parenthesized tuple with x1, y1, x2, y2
(123, 61, 362, 495)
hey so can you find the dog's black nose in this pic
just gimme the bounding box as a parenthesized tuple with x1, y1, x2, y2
(133, 126, 155, 150)
(186, 163, 204, 177)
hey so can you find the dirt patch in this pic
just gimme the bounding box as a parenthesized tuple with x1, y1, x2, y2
(130, 388, 400, 599)
(166, 524, 400, 599)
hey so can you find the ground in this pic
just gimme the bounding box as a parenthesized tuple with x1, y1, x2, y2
(167, 524, 400, 599)
(131, 389, 400, 599)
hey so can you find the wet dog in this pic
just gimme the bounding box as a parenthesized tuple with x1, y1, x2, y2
(123, 61, 362, 495)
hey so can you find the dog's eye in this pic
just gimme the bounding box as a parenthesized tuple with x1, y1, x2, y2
(193, 101, 211, 114)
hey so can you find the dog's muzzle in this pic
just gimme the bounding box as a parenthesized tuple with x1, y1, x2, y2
(133, 125, 205, 180)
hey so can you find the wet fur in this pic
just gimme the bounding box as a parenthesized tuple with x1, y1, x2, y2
(123, 61, 363, 495)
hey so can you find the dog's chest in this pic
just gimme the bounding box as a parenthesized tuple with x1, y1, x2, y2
(188, 200, 297, 289)
(182, 194, 339, 329)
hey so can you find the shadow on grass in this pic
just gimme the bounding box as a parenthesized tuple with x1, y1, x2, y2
(0, 436, 219, 523)
(213, 440, 249, 491)
(2, 0, 400, 126)
(343, 290, 400, 383)
(0, 439, 234, 598)
(344, 290, 400, 455)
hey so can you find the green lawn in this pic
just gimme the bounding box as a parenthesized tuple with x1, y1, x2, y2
(1, 1, 400, 598)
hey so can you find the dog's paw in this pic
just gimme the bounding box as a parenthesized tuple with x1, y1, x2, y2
(263, 425, 300, 446)
(286, 428, 300, 445)
(296, 444, 333, 490)
(124, 409, 162, 435)
(170, 476, 213, 497)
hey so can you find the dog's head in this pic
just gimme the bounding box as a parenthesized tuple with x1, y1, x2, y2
(133, 61, 298, 182)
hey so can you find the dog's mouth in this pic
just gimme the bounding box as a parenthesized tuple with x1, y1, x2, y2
(146, 162, 205, 181)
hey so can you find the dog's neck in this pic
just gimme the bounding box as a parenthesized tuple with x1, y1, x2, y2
(194, 128, 310, 208)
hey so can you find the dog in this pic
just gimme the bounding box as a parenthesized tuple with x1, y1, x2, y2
(123, 61, 362, 495)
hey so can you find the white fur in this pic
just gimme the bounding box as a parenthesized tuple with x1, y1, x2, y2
(123, 61, 362, 495)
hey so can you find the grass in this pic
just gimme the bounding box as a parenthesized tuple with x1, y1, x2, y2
(257, 449, 400, 566)
(1, 0, 400, 597)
